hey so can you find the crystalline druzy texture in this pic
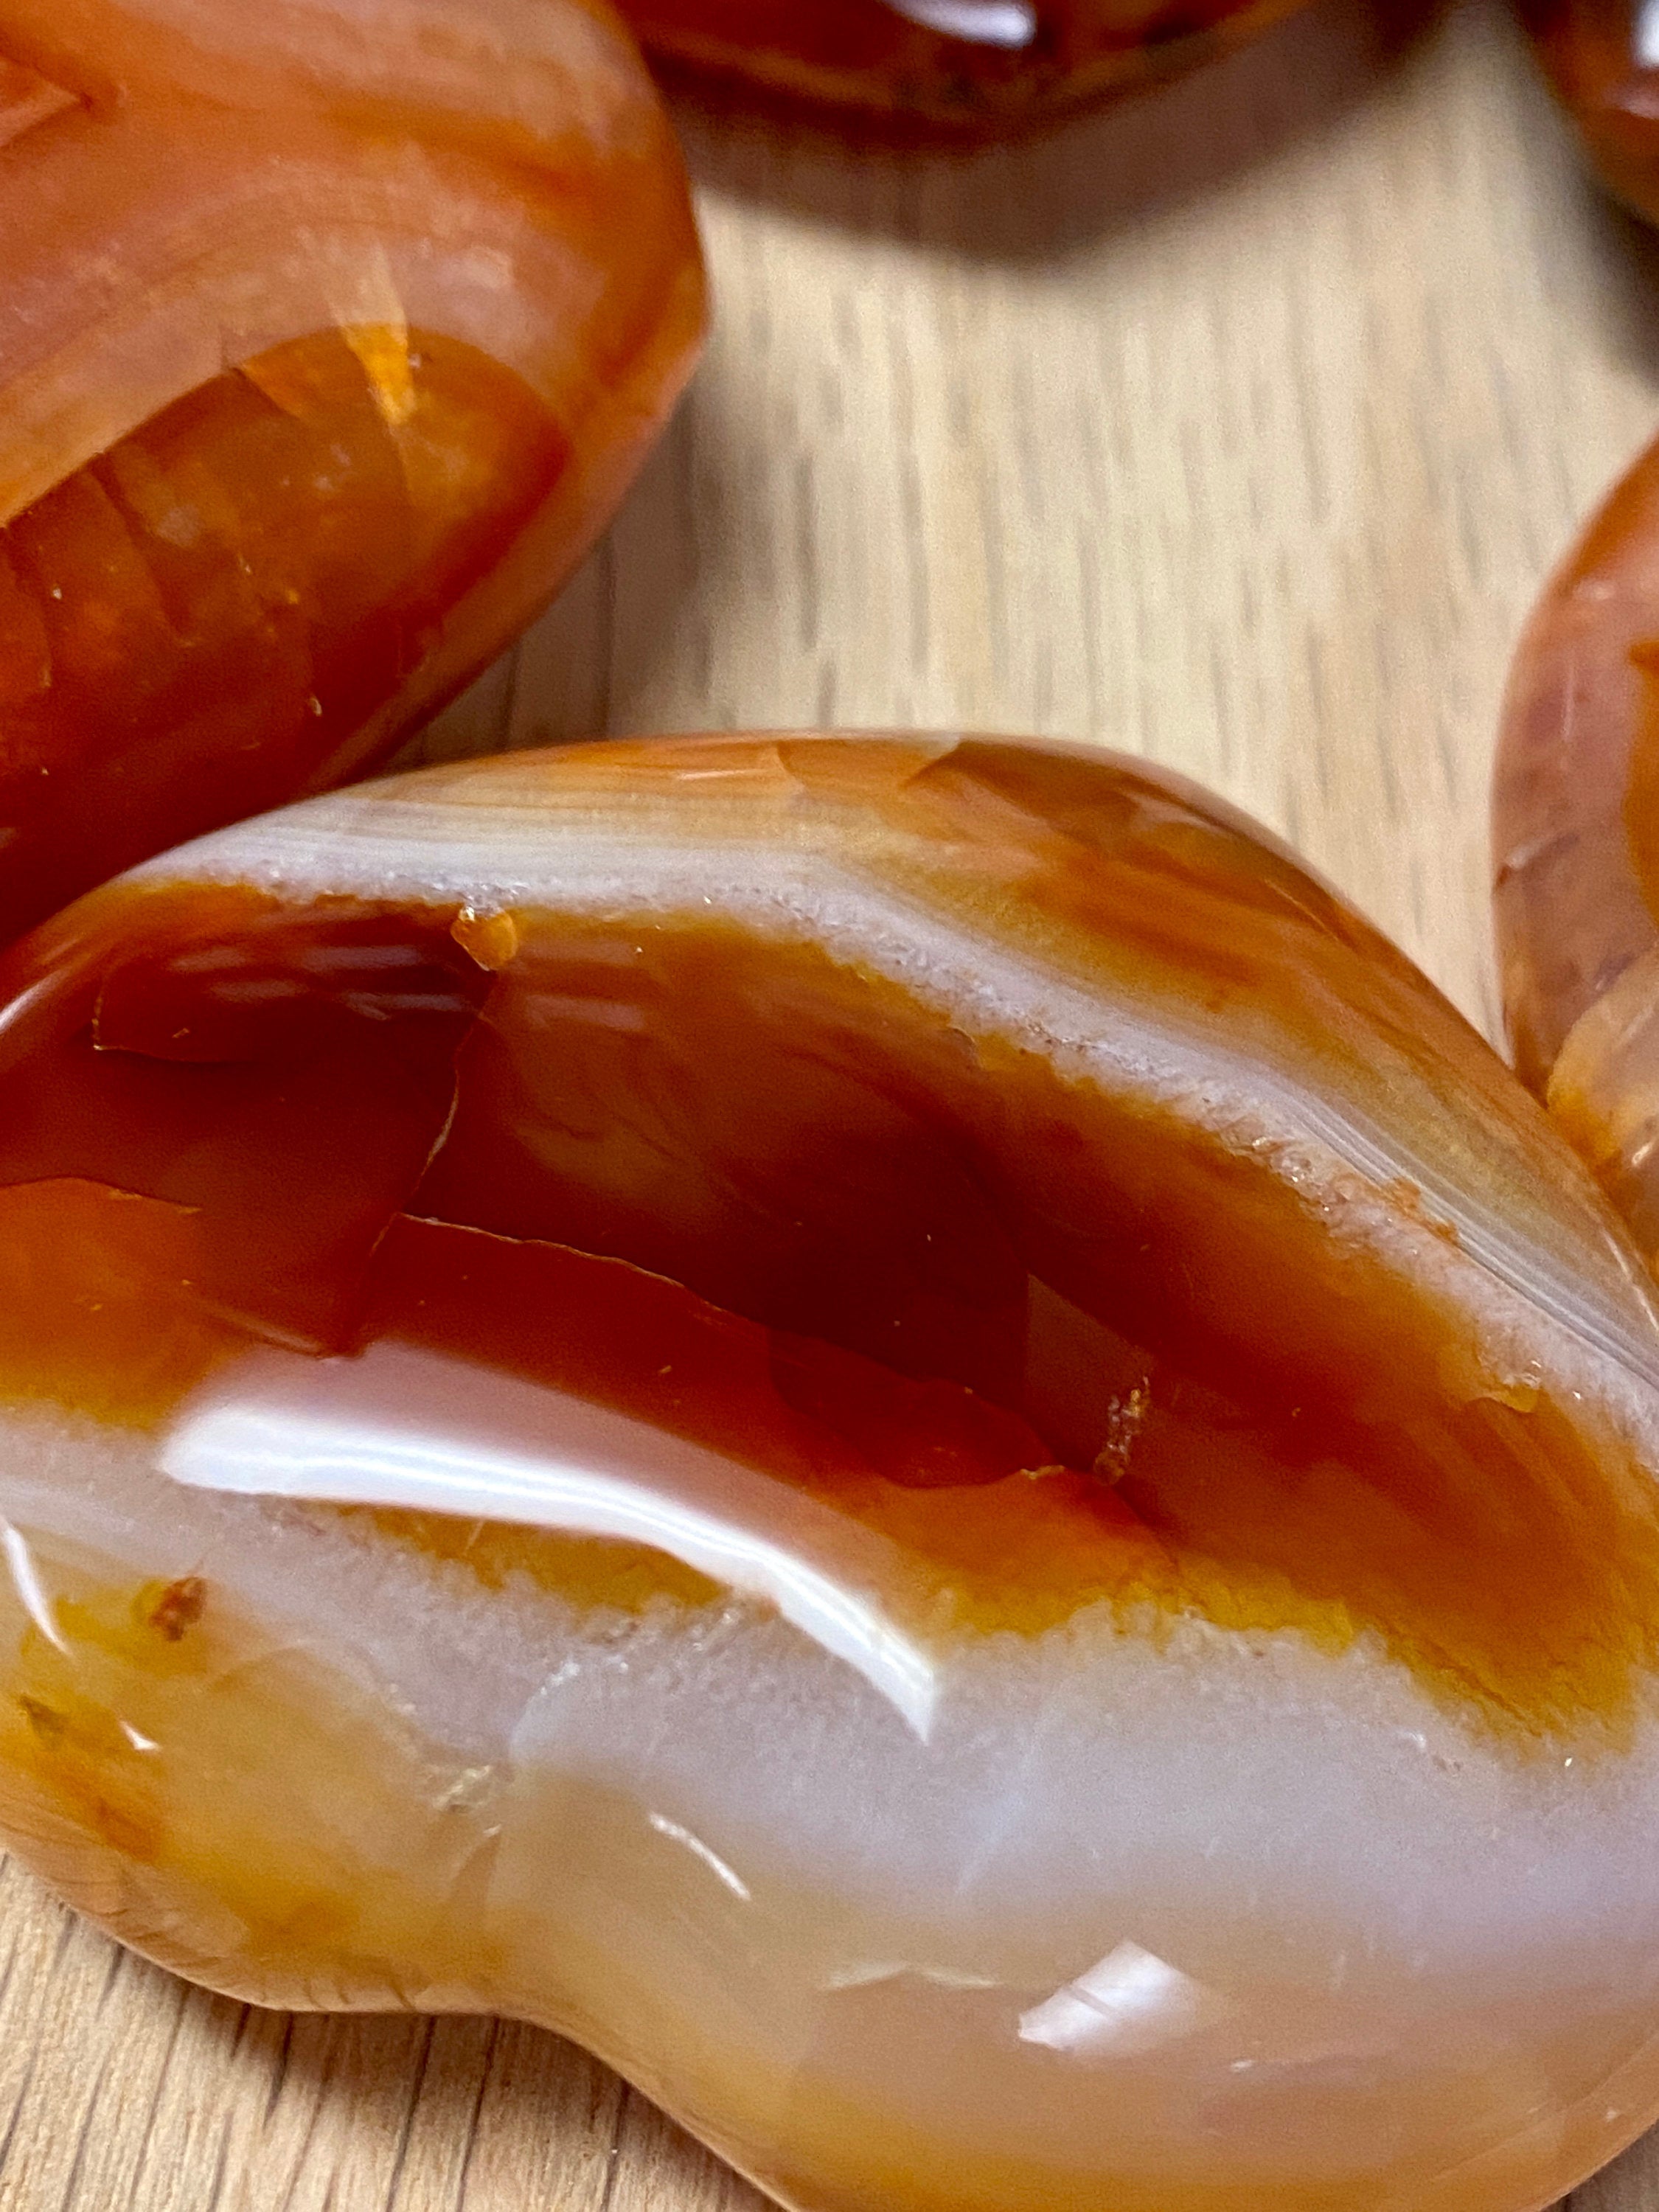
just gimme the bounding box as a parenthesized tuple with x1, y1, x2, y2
(615, 0, 1310, 131)
(0, 0, 703, 945)
(1518, 1, 1659, 221)
(1494, 438, 1659, 1274)
(7, 734, 1659, 2211)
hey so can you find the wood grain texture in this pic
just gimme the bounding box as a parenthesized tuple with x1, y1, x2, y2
(1, 1, 1655, 2204)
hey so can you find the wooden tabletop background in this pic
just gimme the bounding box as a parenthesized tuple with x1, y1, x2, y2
(1, 1, 1656, 2204)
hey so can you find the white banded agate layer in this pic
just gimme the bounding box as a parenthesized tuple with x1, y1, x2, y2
(0, 734, 1656, 2212)
(160, 1340, 945, 1737)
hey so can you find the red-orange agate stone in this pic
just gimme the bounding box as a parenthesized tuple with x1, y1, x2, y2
(1519, 1, 1659, 221)
(1, 738, 1659, 2211)
(616, 0, 1310, 130)
(1495, 435, 1659, 1267)
(0, 0, 704, 945)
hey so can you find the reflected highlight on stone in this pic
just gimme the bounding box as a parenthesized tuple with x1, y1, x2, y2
(616, 0, 1311, 130)
(1519, 0, 1659, 221)
(0, 0, 703, 944)
(4, 734, 1659, 2209)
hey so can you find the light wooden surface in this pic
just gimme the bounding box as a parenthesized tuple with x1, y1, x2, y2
(2, 1, 1657, 2203)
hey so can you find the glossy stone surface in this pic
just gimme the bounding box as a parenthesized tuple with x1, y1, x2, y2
(616, 0, 1310, 131)
(1518, 1, 1659, 221)
(1494, 435, 1659, 1279)
(4, 734, 1659, 2211)
(0, 0, 703, 944)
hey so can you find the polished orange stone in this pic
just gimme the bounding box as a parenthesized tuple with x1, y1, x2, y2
(1, 737, 1659, 2211)
(1518, 1, 1659, 220)
(1494, 433, 1659, 1279)
(0, 0, 704, 943)
(616, 0, 1312, 130)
